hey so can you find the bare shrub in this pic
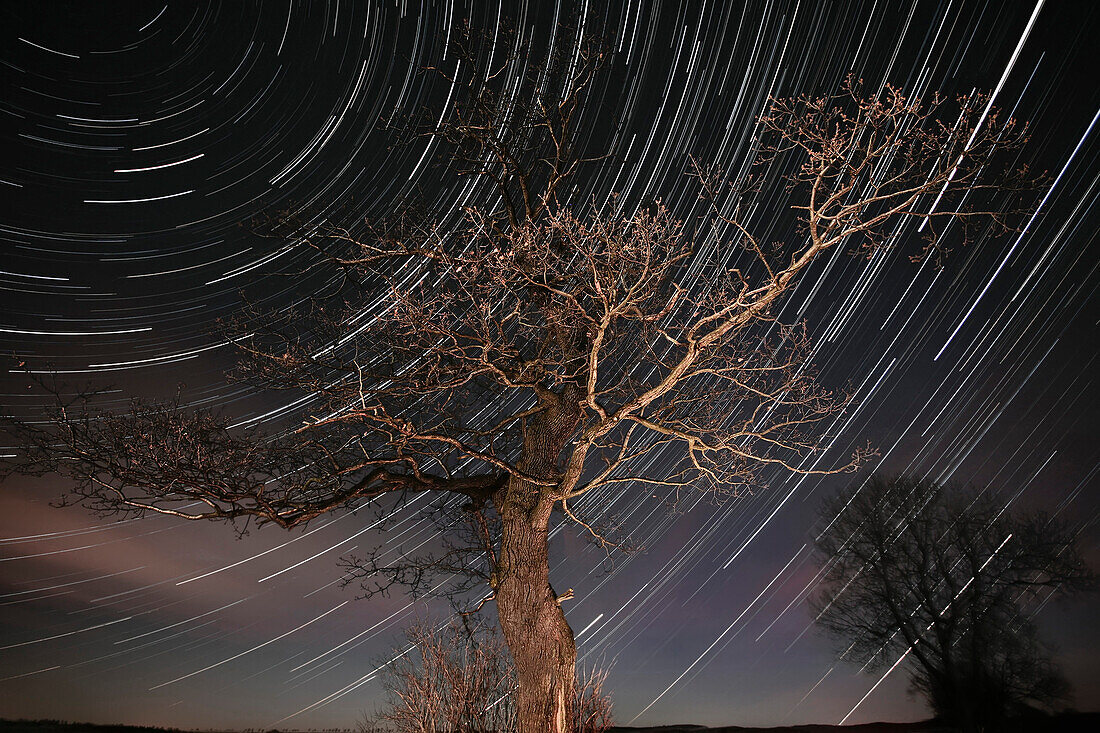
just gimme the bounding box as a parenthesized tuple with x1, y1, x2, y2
(363, 618, 611, 733)
(573, 666, 613, 733)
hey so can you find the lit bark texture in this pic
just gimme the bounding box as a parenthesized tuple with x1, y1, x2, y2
(494, 396, 582, 732)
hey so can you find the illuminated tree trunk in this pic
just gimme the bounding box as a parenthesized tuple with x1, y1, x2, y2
(493, 396, 580, 733)
(496, 498, 577, 733)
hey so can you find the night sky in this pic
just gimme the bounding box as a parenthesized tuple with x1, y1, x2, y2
(1, 0, 1098, 729)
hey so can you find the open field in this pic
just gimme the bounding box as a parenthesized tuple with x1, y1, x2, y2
(7, 714, 1100, 733)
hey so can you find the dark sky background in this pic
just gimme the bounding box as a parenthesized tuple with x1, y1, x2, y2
(1, 0, 1098, 729)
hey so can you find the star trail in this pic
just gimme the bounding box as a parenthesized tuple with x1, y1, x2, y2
(1, 1, 1097, 729)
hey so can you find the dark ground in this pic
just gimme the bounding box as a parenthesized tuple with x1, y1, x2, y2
(5, 715, 1100, 733)
(607, 711, 1100, 732)
(8, 713, 1100, 730)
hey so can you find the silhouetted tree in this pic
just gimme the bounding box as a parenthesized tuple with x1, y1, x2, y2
(6, 20, 1035, 730)
(812, 475, 1092, 731)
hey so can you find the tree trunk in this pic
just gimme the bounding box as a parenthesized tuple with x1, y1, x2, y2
(495, 493, 577, 733)
(491, 390, 583, 732)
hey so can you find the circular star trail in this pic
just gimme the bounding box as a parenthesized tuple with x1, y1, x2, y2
(1, 1, 1097, 728)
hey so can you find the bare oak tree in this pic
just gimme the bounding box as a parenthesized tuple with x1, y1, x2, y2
(6, 23, 1034, 731)
(811, 475, 1092, 731)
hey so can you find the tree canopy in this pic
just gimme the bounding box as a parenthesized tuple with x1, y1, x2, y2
(812, 474, 1093, 730)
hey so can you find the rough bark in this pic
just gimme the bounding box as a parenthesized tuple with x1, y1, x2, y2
(496, 498, 577, 733)
(492, 395, 581, 733)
